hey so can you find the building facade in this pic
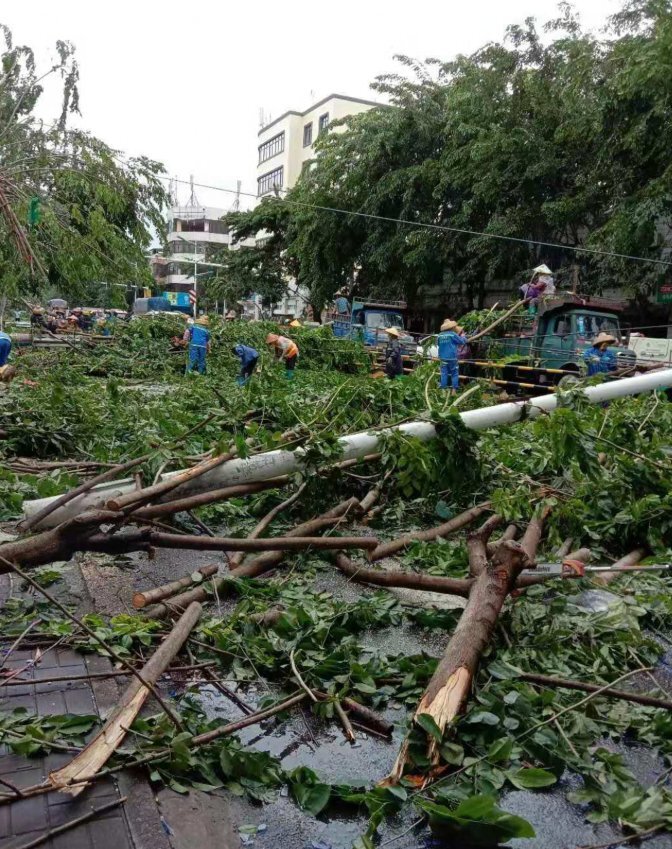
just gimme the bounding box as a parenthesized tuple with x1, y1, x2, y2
(256, 94, 380, 318)
(256, 93, 380, 198)
(163, 205, 232, 289)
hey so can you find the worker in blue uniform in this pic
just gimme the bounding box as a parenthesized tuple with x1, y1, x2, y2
(0, 331, 11, 367)
(233, 344, 259, 385)
(186, 316, 211, 374)
(583, 332, 617, 377)
(437, 319, 468, 393)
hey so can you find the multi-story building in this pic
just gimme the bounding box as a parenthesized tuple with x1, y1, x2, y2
(256, 93, 380, 198)
(163, 204, 232, 289)
(256, 94, 380, 318)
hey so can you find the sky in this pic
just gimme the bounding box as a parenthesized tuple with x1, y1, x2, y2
(2, 0, 618, 212)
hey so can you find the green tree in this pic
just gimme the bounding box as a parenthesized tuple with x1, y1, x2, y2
(206, 200, 296, 310)
(284, 0, 672, 316)
(0, 25, 168, 304)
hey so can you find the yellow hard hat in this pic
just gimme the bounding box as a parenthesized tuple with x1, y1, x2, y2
(195, 315, 210, 326)
(289, 319, 301, 328)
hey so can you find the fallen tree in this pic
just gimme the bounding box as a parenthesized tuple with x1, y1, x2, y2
(0, 511, 376, 575)
(48, 601, 202, 796)
(382, 509, 549, 786)
(22, 370, 672, 527)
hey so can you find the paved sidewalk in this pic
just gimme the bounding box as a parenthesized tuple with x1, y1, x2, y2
(0, 647, 134, 849)
(0, 570, 171, 849)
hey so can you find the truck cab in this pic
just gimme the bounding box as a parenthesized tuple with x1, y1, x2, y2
(331, 298, 415, 349)
(491, 295, 636, 385)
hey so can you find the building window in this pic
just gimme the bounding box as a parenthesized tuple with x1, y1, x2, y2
(257, 166, 284, 197)
(207, 219, 229, 235)
(303, 122, 313, 147)
(318, 112, 329, 135)
(258, 132, 285, 164)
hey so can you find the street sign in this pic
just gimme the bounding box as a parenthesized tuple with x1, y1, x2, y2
(656, 282, 672, 304)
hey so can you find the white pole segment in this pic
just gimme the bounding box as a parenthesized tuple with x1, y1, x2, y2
(22, 369, 672, 528)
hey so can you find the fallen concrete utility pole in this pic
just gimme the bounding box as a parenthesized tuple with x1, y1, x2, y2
(23, 369, 672, 527)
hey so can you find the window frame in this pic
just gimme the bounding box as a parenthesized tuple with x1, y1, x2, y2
(318, 112, 329, 135)
(258, 131, 285, 165)
(303, 122, 313, 147)
(257, 166, 284, 197)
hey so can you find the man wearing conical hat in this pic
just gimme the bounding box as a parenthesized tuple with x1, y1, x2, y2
(437, 319, 468, 394)
(582, 331, 618, 377)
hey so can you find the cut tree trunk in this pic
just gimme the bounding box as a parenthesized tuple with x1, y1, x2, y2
(593, 548, 646, 585)
(48, 601, 202, 796)
(0, 510, 132, 571)
(133, 565, 219, 609)
(334, 553, 471, 597)
(383, 509, 547, 786)
(132, 478, 289, 520)
(369, 503, 490, 562)
(107, 448, 239, 512)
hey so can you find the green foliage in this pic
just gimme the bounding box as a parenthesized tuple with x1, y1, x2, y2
(0, 709, 98, 756)
(260, 1, 672, 312)
(418, 794, 535, 845)
(0, 24, 167, 303)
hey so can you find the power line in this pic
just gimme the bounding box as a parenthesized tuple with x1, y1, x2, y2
(164, 175, 672, 269)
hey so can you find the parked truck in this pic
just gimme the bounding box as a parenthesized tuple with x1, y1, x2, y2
(422, 295, 637, 392)
(330, 297, 415, 350)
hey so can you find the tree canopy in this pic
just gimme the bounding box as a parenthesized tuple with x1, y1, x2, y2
(251, 0, 672, 316)
(0, 25, 168, 305)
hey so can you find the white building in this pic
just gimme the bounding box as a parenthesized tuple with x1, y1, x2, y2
(164, 204, 232, 289)
(256, 93, 380, 198)
(256, 94, 380, 318)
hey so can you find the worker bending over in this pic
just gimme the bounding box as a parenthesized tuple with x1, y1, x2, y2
(233, 343, 259, 385)
(186, 316, 211, 375)
(266, 333, 299, 380)
(437, 319, 467, 394)
(383, 326, 403, 379)
(583, 332, 617, 377)
(0, 330, 15, 383)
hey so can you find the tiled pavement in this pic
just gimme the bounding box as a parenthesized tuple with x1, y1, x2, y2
(0, 647, 135, 849)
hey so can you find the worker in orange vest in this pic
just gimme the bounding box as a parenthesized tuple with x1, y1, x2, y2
(266, 333, 299, 380)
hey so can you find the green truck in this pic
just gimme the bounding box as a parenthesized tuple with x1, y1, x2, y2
(464, 295, 636, 390)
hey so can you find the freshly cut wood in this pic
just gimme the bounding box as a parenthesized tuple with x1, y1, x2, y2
(383, 509, 547, 786)
(593, 548, 646, 585)
(49, 601, 202, 796)
(133, 565, 219, 609)
(334, 553, 471, 598)
(519, 671, 672, 711)
(145, 498, 361, 618)
(370, 503, 490, 562)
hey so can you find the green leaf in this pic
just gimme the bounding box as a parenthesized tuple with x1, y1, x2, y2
(506, 767, 557, 789)
(466, 711, 500, 726)
(416, 713, 444, 742)
(292, 782, 331, 815)
(419, 794, 535, 844)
